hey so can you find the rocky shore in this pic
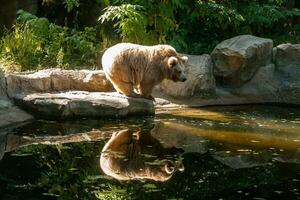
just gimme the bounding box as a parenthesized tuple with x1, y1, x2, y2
(1, 35, 299, 128)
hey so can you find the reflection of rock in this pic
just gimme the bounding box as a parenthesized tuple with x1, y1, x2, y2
(100, 129, 184, 181)
(211, 35, 273, 87)
(151, 122, 209, 154)
(158, 54, 215, 98)
(0, 130, 31, 161)
(273, 149, 300, 164)
(213, 149, 300, 169)
(6, 68, 114, 98)
(153, 121, 300, 151)
(0, 133, 6, 160)
(0, 128, 111, 161)
(13, 92, 154, 119)
(212, 151, 270, 169)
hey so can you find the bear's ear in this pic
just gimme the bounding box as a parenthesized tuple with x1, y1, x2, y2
(168, 56, 178, 68)
(181, 56, 188, 63)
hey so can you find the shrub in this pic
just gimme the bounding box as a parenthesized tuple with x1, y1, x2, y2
(0, 10, 101, 72)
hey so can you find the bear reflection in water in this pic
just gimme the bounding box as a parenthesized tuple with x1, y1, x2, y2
(100, 129, 184, 181)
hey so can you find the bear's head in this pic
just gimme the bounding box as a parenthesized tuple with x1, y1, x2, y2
(167, 55, 188, 82)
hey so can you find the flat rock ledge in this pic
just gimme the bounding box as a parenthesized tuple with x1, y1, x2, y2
(13, 92, 154, 120)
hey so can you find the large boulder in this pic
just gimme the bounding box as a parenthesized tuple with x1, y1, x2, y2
(211, 35, 273, 87)
(157, 54, 215, 98)
(6, 68, 114, 98)
(274, 43, 300, 79)
(14, 91, 154, 120)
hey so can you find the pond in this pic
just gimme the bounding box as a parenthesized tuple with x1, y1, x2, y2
(0, 105, 300, 200)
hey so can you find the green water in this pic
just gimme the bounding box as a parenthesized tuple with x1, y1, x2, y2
(0, 105, 300, 200)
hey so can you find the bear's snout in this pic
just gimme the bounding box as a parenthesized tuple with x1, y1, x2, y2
(181, 77, 187, 82)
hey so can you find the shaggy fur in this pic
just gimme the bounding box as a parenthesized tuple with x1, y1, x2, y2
(102, 43, 188, 100)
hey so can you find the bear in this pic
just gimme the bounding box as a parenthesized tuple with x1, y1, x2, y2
(100, 128, 184, 181)
(101, 43, 188, 100)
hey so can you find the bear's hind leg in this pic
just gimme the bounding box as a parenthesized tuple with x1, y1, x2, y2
(111, 79, 140, 98)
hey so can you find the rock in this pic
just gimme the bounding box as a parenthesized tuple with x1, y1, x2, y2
(0, 105, 33, 128)
(14, 91, 154, 119)
(233, 64, 281, 102)
(211, 35, 273, 87)
(158, 54, 215, 98)
(274, 43, 300, 79)
(277, 80, 300, 104)
(6, 70, 51, 97)
(49, 69, 113, 92)
(6, 68, 114, 98)
(273, 44, 300, 103)
(0, 67, 33, 128)
(0, 67, 7, 99)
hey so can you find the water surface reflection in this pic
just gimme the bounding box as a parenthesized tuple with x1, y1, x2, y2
(100, 129, 184, 181)
(0, 105, 300, 199)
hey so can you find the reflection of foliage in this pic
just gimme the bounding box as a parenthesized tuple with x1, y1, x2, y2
(1, 109, 300, 199)
(34, 143, 104, 199)
(1, 141, 300, 199)
(94, 185, 129, 200)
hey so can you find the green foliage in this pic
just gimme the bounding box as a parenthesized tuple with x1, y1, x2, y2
(99, 0, 300, 54)
(99, 4, 155, 44)
(64, 0, 80, 12)
(0, 25, 43, 72)
(99, 1, 181, 44)
(0, 10, 101, 72)
(1, 0, 299, 72)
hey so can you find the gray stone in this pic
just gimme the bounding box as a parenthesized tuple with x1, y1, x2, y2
(272, 44, 300, 103)
(274, 43, 300, 68)
(0, 67, 33, 128)
(274, 43, 300, 79)
(6, 68, 114, 98)
(0, 67, 7, 99)
(211, 35, 273, 87)
(0, 103, 33, 129)
(14, 91, 154, 119)
(158, 54, 215, 98)
(233, 64, 281, 102)
(277, 80, 300, 104)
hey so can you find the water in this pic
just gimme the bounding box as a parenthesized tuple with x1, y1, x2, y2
(0, 105, 300, 200)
